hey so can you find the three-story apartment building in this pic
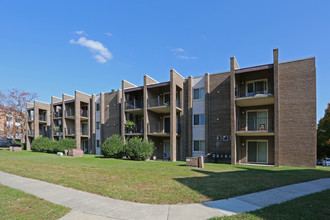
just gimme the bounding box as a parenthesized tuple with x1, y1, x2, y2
(25, 49, 317, 167)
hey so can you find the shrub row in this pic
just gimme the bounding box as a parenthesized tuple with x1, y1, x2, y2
(101, 135, 155, 161)
(31, 137, 76, 153)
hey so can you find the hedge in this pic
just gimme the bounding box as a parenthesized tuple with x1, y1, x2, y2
(124, 137, 155, 161)
(101, 134, 124, 158)
(31, 137, 76, 154)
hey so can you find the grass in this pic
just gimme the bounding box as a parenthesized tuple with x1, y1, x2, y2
(0, 150, 329, 204)
(0, 184, 70, 220)
(211, 189, 330, 220)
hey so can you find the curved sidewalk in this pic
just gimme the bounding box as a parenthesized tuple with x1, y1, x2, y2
(0, 171, 329, 220)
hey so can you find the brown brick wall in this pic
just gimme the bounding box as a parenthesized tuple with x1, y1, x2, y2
(208, 72, 232, 160)
(278, 58, 316, 167)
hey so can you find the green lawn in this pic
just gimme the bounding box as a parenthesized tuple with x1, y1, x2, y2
(0, 184, 70, 220)
(211, 189, 330, 220)
(0, 150, 329, 204)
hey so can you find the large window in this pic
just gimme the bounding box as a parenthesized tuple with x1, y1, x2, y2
(193, 88, 205, 100)
(96, 103, 100, 111)
(194, 114, 205, 125)
(247, 141, 267, 163)
(247, 80, 267, 96)
(96, 122, 100, 129)
(247, 111, 268, 131)
(194, 140, 205, 151)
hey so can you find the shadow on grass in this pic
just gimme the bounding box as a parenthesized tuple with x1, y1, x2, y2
(174, 166, 330, 201)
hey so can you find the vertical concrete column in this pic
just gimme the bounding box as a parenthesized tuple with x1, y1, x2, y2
(87, 97, 92, 153)
(204, 73, 210, 157)
(187, 76, 192, 158)
(170, 70, 177, 162)
(179, 87, 184, 160)
(50, 101, 54, 140)
(100, 93, 105, 143)
(62, 95, 66, 139)
(121, 81, 126, 142)
(273, 48, 280, 167)
(230, 57, 237, 165)
(143, 76, 148, 140)
(25, 106, 31, 150)
(75, 98, 81, 149)
(91, 95, 96, 153)
(34, 104, 39, 139)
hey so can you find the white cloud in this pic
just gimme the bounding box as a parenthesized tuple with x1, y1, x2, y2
(171, 48, 185, 52)
(75, 30, 86, 35)
(70, 37, 113, 63)
(176, 55, 197, 60)
(105, 32, 112, 37)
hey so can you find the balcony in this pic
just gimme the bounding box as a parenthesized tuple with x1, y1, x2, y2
(81, 128, 88, 136)
(147, 97, 181, 113)
(125, 100, 143, 115)
(236, 116, 274, 136)
(39, 130, 49, 137)
(80, 109, 88, 121)
(65, 109, 75, 119)
(147, 122, 180, 137)
(235, 83, 274, 107)
(28, 130, 34, 137)
(53, 129, 63, 136)
(65, 128, 75, 136)
(53, 111, 62, 118)
(125, 125, 144, 136)
(39, 115, 47, 123)
(28, 115, 33, 121)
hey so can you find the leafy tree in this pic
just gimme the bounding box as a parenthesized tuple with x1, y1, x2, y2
(317, 103, 330, 159)
(0, 89, 37, 140)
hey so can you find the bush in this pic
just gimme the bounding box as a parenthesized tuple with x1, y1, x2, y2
(124, 137, 155, 161)
(31, 137, 76, 153)
(31, 137, 53, 153)
(56, 138, 77, 153)
(101, 134, 124, 158)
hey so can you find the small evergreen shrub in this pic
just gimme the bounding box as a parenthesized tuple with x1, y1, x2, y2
(125, 137, 155, 161)
(31, 137, 53, 152)
(56, 138, 77, 152)
(101, 134, 124, 158)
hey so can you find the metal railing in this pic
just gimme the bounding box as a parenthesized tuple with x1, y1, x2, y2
(65, 128, 75, 135)
(236, 85, 273, 98)
(53, 112, 62, 118)
(39, 115, 47, 121)
(65, 109, 75, 117)
(147, 97, 181, 108)
(125, 125, 144, 134)
(236, 117, 274, 132)
(80, 109, 88, 117)
(81, 128, 88, 136)
(125, 99, 143, 110)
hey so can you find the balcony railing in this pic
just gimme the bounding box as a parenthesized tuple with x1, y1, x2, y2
(236, 85, 273, 98)
(39, 115, 47, 121)
(147, 97, 181, 108)
(28, 130, 34, 136)
(53, 112, 62, 118)
(65, 128, 75, 135)
(80, 109, 88, 117)
(236, 117, 274, 132)
(53, 129, 63, 136)
(39, 130, 47, 137)
(65, 109, 75, 117)
(28, 115, 33, 121)
(81, 128, 88, 136)
(125, 99, 143, 110)
(125, 125, 144, 134)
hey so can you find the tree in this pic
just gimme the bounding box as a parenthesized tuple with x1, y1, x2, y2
(317, 103, 330, 159)
(0, 89, 37, 141)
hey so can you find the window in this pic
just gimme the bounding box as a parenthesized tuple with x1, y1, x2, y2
(248, 141, 267, 163)
(247, 80, 267, 96)
(6, 116, 12, 122)
(193, 88, 205, 99)
(194, 114, 205, 125)
(96, 122, 100, 129)
(96, 103, 100, 111)
(96, 140, 100, 148)
(194, 140, 205, 151)
(16, 118, 21, 123)
(247, 111, 268, 131)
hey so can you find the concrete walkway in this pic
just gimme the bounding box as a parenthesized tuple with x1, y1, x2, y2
(0, 171, 329, 220)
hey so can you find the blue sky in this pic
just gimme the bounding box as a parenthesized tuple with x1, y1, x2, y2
(0, 1, 329, 122)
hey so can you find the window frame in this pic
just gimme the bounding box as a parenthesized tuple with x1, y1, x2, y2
(193, 114, 205, 126)
(245, 79, 268, 97)
(96, 103, 100, 111)
(246, 109, 268, 131)
(193, 140, 205, 152)
(193, 88, 205, 100)
(246, 140, 268, 163)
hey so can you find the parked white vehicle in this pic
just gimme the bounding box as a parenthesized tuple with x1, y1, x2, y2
(322, 158, 330, 167)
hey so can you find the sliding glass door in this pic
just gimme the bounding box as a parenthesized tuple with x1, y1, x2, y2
(247, 111, 268, 131)
(247, 141, 267, 163)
